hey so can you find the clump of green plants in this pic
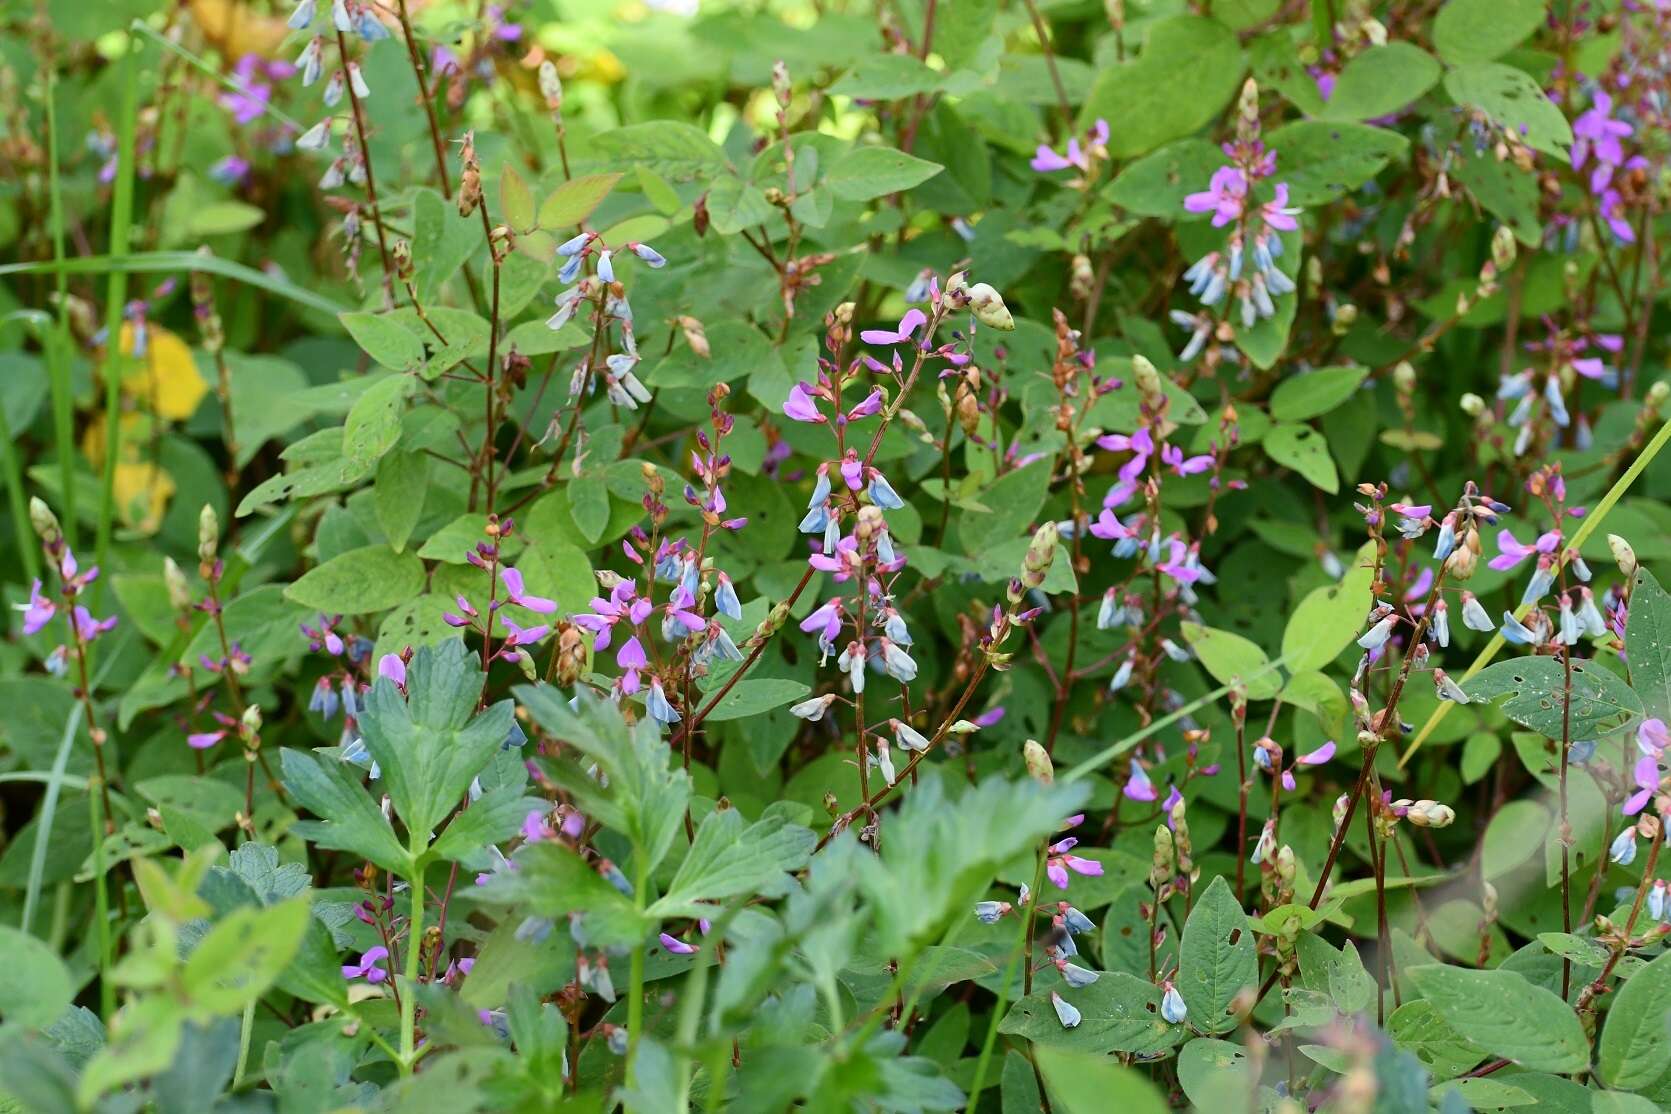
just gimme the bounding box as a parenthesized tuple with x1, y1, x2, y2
(0, 0, 1669, 1109)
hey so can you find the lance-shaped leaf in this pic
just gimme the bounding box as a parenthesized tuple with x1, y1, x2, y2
(358, 640, 515, 844)
(648, 808, 815, 919)
(280, 748, 410, 875)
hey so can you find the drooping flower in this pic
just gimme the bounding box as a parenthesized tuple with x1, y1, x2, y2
(1623, 755, 1660, 816)
(859, 309, 927, 347)
(342, 946, 390, 984)
(501, 566, 557, 614)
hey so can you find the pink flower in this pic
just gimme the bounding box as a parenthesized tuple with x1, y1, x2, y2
(501, 566, 557, 614)
(1280, 741, 1336, 791)
(658, 932, 697, 955)
(1184, 166, 1249, 227)
(1030, 119, 1108, 174)
(1259, 182, 1301, 232)
(1572, 92, 1632, 174)
(188, 731, 226, 750)
(860, 309, 927, 346)
(17, 580, 54, 635)
(377, 653, 406, 687)
(1623, 754, 1660, 816)
(1161, 444, 1213, 476)
(342, 946, 390, 984)
(1488, 528, 1561, 571)
(1122, 759, 1157, 802)
(1638, 718, 1668, 756)
(783, 382, 825, 423)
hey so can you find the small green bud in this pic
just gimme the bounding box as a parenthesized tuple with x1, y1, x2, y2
(29, 497, 61, 548)
(1022, 739, 1053, 785)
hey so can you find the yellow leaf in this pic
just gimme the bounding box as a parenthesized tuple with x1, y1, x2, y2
(112, 460, 176, 536)
(120, 324, 208, 422)
(186, 0, 290, 59)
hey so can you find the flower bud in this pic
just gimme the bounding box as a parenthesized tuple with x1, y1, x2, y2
(198, 504, 220, 565)
(1023, 739, 1054, 784)
(164, 557, 192, 610)
(538, 60, 563, 112)
(1150, 824, 1174, 888)
(1647, 380, 1669, 412)
(29, 497, 61, 548)
(965, 282, 1014, 331)
(1491, 225, 1517, 270)
(1131, 354, 1162, 403)
(241, 703, 263, 734)
(1459, 392, 1485, 416)
(1610, 534, 1638, 578)
(1020, 523, 1059, 590)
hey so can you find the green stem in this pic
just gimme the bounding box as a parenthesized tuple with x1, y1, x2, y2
(233, 1000, 255, 1089)
(93, 40, 141, 613)
(399, 858, 427, 1073)
(969, 848, 1048, 1099)
(89, 775, 114, 1022)
(626, 851, 649, 1083)
(45, 50, 76, 549)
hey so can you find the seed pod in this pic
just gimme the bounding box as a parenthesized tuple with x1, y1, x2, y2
(1609, 534, 1638, 578)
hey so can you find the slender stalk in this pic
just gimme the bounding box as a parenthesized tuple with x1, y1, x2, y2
(969, 849, 1048, 1100)
(625, 851, 649, 1082)
(398, 858, 427, 1073)
(44, 58, 76, 550)
(89, 775, 115, 1022)
(396, 0, 453, 198)
(93, 42, 141, 614)
(334, 29, 395, 302)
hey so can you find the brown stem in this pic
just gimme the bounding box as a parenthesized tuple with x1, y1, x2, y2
(334, 29, 395, 303)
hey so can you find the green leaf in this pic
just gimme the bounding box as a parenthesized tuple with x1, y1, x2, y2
(1434, 0, 1546, 64)
(1281, 546, 1376, 671)
(1080, 17, 1244, 158)
(0, 925, 73, 1026)
(358, 640, 513, 842)
(1408, 964, 1590, 1073)
(1626, 568, 1671, 723)
(1599, 947, 1671, 1089)
(1388, 999, 1487, 1079)
(1264, 423, 1339, 493)
(568, 471, 611, 544)
(594, 122, 729, 182)
(1445, 63, 1573, 158)
(374, 450, 428, 553)
(828, 54, 943, 99)
(649, 809, 815, 918)
(1034, 1046, 1169, 1114)
(1180, 621, 1282, 699)
(824, 146, 944, 202)
(181, 898, 311, 1016)
(699, 677, 811, 722)
(499, 163, 535, 231)
(1176, 1038, 1256, 1109)
(1178, 876, 1258, 1033)
(340, 312, 424, 373)
(427, 785, 540, 865)
(1267, 120, 1408, 206)
(285, 545, 426, 615)
(537, 171, 623, 228)
(999, 971, 1185, 1053)
(280, 748, 410, 874)
(1462, 656, 1642, 740)
(478, 839, 646, 949)
(341, 373, 411, 469)
(411, 187, 479, 302)
(1319, 43, 1441, 121)
(1108, 139, 1226, 219)
(1270, 366, 1369, 421)
(705, 174, 774, 234)
(1481, 799, 1552, 877)
(1453, 143, 1543, 246)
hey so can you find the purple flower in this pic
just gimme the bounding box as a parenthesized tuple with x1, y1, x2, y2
(1488, 528, 1561, 572)
(1161, 444, 1213, 477)
(377, 653, 406, 688)
(1280, 741, 1336, 792)
(1572, 92, 1632, 176)
(1122, 758, 1157, 802)
(1029, 119, 1108, 174)
(1639, 718, 1669, 757)
(220, 55, 275, 124)
(17, 580, 54, 635)
(188, 731, 226, 750)
(1259, 183, 1301, 232)
(209, 156, 251, 187)
(658, 932, 697, 955)
(342, 946, 389, 984)
(1184, 166, 1249, 227)
(783, 382, 825, 424)
(500, 617, 551, 648)
(859, 309, 927, 346)
(1624, 755, 1660, 815)
(501, 566, 557, 614)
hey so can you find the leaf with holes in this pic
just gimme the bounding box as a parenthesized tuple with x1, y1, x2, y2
(1444, 63, 1573, 158)
(998, 971, 1185, 1053)
(1264, 423, 1339, 493)
(1462, 656, 1641, 740)
(1177, 876, 1257, 1034)
(1408, 965, 1589, 1073)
